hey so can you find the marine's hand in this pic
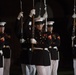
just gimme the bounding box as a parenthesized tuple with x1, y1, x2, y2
(43, 12, 48, 19)
(31, 38, 37, 44)
(29, 9, 35, 17)
(0, 50, 3, 55)
(17, 11, 23, 20)
(20, 38, 25, 43)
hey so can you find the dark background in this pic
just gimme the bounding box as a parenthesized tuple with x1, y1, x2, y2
(0, 0, 74, 72)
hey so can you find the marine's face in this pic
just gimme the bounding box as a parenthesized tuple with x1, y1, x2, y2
(47, 26, 53, 32)
(0, 27, 5, 33)
(36, 24, 44, 31)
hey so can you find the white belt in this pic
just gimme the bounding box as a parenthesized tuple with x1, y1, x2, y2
(49, 46, 58, 50)
(34, 47, 48, 51)
(3, 45, 10, 48)
(34, 48, 43, 50)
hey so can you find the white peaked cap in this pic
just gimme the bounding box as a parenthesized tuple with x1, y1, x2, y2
(0, 22, 6, 26)
(35, 16, 44, 22)
(47, 21, 54, 25)
(72, 13, 76, 18)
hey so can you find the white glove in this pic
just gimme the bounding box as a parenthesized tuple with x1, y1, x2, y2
(20, 38, 25, 43)
(43, 12, 48, 19)
(72, 13, 76, 18)
(49, 46, 52, 48)
(72, 36, 75, 40)
(0, 50, 3, 55)
(31, 38, 37, 44)
(29, 9, 35, 17)
(17, 11, 23, 20)
(53, 46, 58, 50)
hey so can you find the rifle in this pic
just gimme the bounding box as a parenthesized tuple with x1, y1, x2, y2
(31, 0, 35, 51)
(72, 0, 76, 47)
(44, 0, 48, 32)
(20, 0, 24, 43)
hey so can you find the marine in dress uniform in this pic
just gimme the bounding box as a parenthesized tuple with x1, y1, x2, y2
(0, 22, 6, 75)
(31, 16, 51, 75)
(72, 7, 76, 75)
(72, 36, 76, 75)
(3, 33, 11, 75)
(47, 20, 60, 75)
(14, 10, 36, 75)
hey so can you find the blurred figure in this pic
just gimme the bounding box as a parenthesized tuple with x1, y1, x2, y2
(72, 35, 76, 75)
(31, 15, 51, 75)
(14, 9, 36, 75)
(47, 20, 60, 75)
(0, 22, 6, 75)
(3, 32, 11, 75)
(72, 6, 76, 75)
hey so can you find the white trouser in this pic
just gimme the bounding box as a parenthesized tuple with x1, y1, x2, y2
(0, 56, 4, 75)
(45, 66, 51, 75)
(73, 59, 76, 75)
(26, 65, 36, 75)
(36, 66, 51, 75)
(0, 68, 3, 75)
(50, 60, 59, 75)
(3, 58, 11, 75)
(21, 64, 26, 75)
(21, 64, 36, 75)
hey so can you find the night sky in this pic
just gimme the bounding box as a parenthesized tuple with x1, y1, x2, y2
(0, 0, 74, 71)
